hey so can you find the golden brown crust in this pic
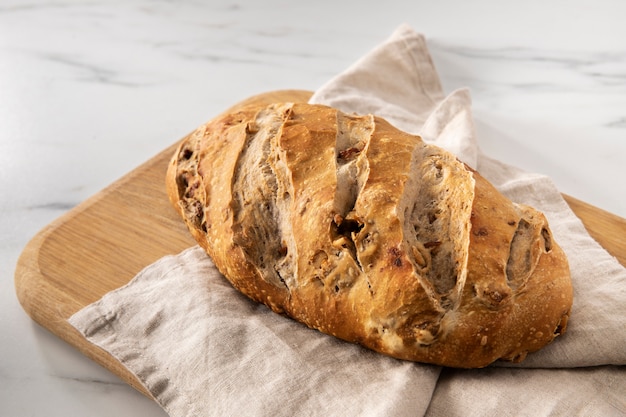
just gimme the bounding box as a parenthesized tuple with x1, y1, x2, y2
(166, 102, 573, 368)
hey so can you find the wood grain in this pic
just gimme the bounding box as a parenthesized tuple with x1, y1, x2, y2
(14, 90, 626, 399)
(561, 194, 626, 267)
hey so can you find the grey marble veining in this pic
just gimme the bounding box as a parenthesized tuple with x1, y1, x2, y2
(1, 1, 625, 416)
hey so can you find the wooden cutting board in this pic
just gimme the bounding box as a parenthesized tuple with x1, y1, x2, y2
(14, 90, 626, 399)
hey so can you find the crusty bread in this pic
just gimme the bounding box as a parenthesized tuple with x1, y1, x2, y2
(166, 102, 573, 368)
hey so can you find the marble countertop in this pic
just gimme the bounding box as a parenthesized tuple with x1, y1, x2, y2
(1, 1, 624, 415)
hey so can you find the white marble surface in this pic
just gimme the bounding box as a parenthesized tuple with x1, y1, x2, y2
(1, 1, 624, 415)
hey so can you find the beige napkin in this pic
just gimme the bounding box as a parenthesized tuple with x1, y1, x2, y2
(70, 25, 626, 417)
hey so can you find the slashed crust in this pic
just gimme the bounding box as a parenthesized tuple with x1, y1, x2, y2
(166, 102, 573, 368)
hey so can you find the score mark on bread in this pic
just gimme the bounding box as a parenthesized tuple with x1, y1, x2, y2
(166, 102, 573, 368)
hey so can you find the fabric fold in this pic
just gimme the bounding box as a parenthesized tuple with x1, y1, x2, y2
(309, 24, 445, 135)
(70, 246, 441, 417)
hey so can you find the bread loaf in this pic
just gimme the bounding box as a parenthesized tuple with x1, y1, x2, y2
(166, 101, 573, 368)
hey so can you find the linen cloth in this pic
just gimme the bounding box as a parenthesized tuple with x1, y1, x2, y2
(70, 24, 626, 416)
